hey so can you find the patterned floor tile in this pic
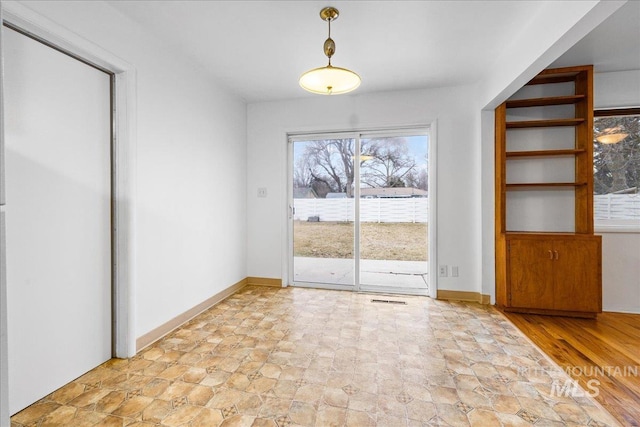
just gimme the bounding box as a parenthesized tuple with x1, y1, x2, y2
(9, 286, 620, 426)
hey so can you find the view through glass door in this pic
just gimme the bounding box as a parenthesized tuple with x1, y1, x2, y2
(291, 131, 429, 295)
(291, 137, 356, 290)
(358, 134, 429, 294)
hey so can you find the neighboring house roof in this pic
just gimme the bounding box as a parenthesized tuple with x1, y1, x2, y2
(360, 187, 428, 198)
(293, 187, 318, 199)
(326, 192, 347, 199)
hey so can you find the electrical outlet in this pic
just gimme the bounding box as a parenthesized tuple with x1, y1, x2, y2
(257, 187, 267, 198)
(452, 266, 459, 277)
(439, 265, 448, 277)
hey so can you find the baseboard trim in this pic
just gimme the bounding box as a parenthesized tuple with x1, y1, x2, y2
(247, 277, 282, 287)
(437, 290, 490, 304)
(135, 278, 248, 352)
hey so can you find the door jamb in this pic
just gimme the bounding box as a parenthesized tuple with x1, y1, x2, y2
(428, 121, 438, 299)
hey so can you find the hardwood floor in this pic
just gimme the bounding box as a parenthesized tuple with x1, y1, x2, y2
(502, 310, 640, 426)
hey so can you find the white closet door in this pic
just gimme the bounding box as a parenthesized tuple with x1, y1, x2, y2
(4, 27, 112, 414)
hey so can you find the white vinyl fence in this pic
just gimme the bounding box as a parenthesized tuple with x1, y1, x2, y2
(594, 194, 640, 220)
(294, 194, 639, 223)
(294, 198, 428, 223)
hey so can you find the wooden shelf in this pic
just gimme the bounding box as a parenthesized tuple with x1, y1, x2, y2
(506, 182, 587, 189)
(526, 74, 578, 86)
(506, 95, 585, 108)
(504, 231, 594, 237)
(525, 66, 593, 86)
(506, 149, 586, 158)
(506, 118, 584, 128)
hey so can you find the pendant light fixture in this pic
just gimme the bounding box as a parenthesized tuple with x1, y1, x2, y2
(596, 126, 628, 144)
(299, 7, 361, 95)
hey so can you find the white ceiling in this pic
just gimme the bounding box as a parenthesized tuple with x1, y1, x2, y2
(551, 0, 640, 72)
(107, 1, 639, 103)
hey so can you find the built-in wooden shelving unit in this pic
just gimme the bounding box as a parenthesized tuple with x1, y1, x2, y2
(495, 65, 602, 319)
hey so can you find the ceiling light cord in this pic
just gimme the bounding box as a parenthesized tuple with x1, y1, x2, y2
(324, 16, 335, 66)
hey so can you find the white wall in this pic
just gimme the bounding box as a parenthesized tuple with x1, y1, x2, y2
(595, 70, 640, 109)
(247, 86, 482, 294)
(599, 232, 640, 313)
(478, 1, 624, 109)
(9, 1, 248, 338)
(480, 109, 496, 303)
(594, 69, 640, 313)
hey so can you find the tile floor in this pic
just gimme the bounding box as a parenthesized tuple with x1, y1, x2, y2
(11, 286, 620, 426)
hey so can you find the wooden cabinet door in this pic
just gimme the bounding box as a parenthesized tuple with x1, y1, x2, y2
(552, 238, 601, 312)
(508, 238, 554, 309)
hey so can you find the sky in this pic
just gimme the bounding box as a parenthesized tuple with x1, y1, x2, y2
(395, 135, 428, 167)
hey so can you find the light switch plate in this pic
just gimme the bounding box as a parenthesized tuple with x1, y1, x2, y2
(439, 265, 448, 277)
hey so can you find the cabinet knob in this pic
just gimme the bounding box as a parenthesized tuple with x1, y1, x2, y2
(548, 250, 553, 259)
(554, 250, 559, 260)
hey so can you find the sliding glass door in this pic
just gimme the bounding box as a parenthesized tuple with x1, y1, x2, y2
(290, 130, 429, 295)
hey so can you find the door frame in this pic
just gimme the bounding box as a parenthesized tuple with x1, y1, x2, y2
(0, 0, 138, 378)
(286, 125, 438, 298)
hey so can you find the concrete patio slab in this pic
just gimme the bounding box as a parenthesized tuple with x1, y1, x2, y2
(293, 256, 428, 290)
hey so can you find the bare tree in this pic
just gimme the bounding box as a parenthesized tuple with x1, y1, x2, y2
(293, 155, 313, 189)
(294, 137, 422, 197)
(405, 167, 428, 191)
(303, 139, 355, 196)
(360, 138, 417, 188)
(594, 115, 640, 194)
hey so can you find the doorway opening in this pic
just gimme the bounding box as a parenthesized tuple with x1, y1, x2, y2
(289, 129, 432, 296)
